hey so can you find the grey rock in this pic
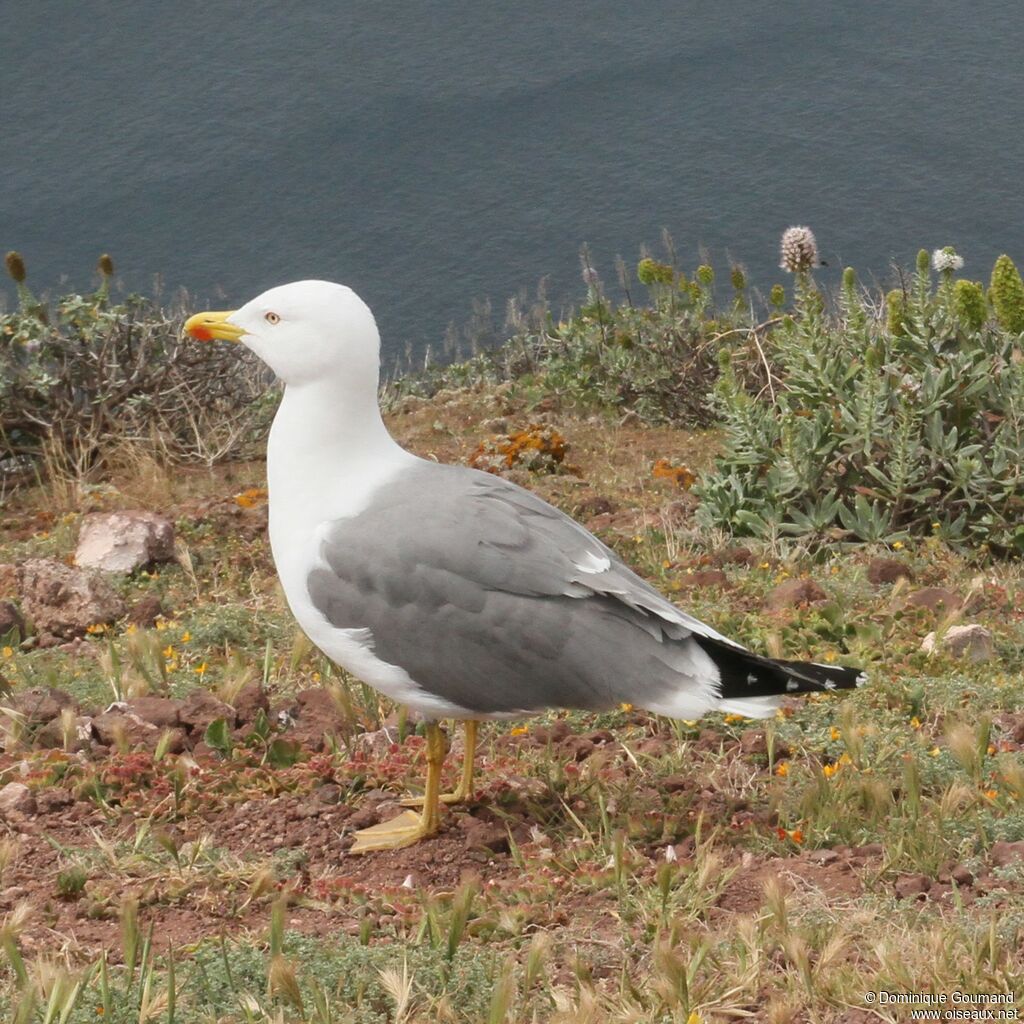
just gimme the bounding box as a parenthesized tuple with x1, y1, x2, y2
(75, 511, 175, 574)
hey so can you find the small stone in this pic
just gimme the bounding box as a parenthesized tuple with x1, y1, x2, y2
(990, 840, 1024, 868)
(126, 696, 183, 730)
(126, 596, 166, 629)
(807, 849, 840, 865)
(462, 818, 509, 853)
(867, 558, 913, 585)
(350, 727, 400, 759)
(0, 564, 18, 600)
(921, 624, 995, 663)
(950, 864, 974, 886)
(576, 495, 617, 518)
(18, 559, 126, 639)
(905, 587, 962, 614)
(75, 511, 175, 574)
(178, 690, 235, 734)
(677, 569, 730, 589)
(92, 709, 159, 749)
(894, 873, 932, 899)
(0, 782, 36, 816)
(765, 578, 829, 611)
(315, 783, 342, 805)
(0, 602, 25, 641)
(2, 687, 75, 727)
(232, 681, 270, 724)
(715, 546, 757, 567)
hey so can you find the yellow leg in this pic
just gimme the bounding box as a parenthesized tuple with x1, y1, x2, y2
(350, 721, 447, 853)
(401, 720, 479, 807)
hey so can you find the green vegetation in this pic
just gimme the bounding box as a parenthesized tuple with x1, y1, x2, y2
(1, 234, 1023, 1020)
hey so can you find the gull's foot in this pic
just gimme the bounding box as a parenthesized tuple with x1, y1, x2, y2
(349, 809, 438, 854)
(399, 788, 472, 808)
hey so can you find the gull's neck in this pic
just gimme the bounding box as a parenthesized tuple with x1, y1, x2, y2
(266, 376, 413, 531)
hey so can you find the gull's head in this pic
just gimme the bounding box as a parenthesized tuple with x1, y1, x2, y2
(184, 280, 380, 388)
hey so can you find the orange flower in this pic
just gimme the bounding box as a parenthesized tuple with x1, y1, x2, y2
(775, 762, 789, 777)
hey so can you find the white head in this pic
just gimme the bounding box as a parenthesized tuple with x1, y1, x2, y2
(184, 280, 380, 390)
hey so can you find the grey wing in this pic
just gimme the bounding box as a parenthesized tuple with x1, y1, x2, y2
(306, 461, 728, 715)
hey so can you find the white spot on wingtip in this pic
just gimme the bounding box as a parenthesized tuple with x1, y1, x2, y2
(855, 672, 869, 687)
(786, 678, 800, 692)
(824, 679, 837, 691)
(574, 550, 612, 574)
(746, 673, 758, 685)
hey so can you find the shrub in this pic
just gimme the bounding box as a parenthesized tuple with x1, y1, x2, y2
(1, 255, 275, 482)
(697, 252, 1024, 552)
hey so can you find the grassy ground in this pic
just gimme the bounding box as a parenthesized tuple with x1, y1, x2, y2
(0, 384, 1022, 1022)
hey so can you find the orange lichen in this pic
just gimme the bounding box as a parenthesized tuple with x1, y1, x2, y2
(469, 423, 569, 475)
(651, 458, 696, 489)
(234, 487, 268, 508)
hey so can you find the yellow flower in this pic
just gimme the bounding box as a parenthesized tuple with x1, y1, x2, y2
(180, 631, 191, 643)
(822, 762, 840, 779)
(687, 1014, 702, 1024)
(162, 645, 174, 659)
(892, 541, 904, 550)
(195, 662, 207, 676)
(759, 561, 771, 570)
(823, 650, 837, 663)
(829, 726, 840, 741)
(932, 522, 941, 531)
(510, 726, 529, 736)
(910, 716, 921, 730)
(86, 623, 107, 635)
(166, 661, 178, 672)
(775, 762, 789, 777)
(1, 647, 12, 659)
(723, 713, 744, 724)
(984, 788, 998, 800)
(312, 671, 321, 682)
(125, 624, 137, 635)
(930, 747, 941, 757)
(619, 702, 634, 713)
(661, 560, 671, 569)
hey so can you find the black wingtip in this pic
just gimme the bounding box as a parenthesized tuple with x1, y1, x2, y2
(693, 637, 866, 700)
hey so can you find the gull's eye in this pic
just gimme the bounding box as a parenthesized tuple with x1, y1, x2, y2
(265, 311, 281, 325)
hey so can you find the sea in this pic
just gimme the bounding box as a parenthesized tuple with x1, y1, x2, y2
(3, 2, 1023, 364)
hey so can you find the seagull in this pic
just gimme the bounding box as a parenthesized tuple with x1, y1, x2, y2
(184, 281, 865, 853)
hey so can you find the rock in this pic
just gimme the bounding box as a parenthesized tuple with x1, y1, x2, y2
(921, 624, 995, 663)
(950, 864, 974, 886)
(765, 578, 828, 611)
(92, 708, 159, 749)
(126, 596, 166, 629)
(894, 873, 932, 899)
(905, 587, 962, 615)
(714, 546, 757, 567)
(459, 816, 509, 853)
(126, 696, 182, 730)
(0, 564, 18, 600)
(178, 690, 235, 734)
(0, 602, 24, 641)
(1, 687, 75, 727)
(807, 849, 840, 865)
(232, 681, 270, 724)
(18, 559, 126, 639)
(75, 511, 175, 574)
(867, 558, 913, 585)
(350, 727, 400, 759)
(0, 783, 36, 816)
(576, 495, 617, 518)
(36, 715, 93, 751)
(677, 569, 730, 590)
(990, 841, 1024, 868)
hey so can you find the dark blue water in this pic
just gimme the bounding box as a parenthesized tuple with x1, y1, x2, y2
(4, 2, 1023, 360)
